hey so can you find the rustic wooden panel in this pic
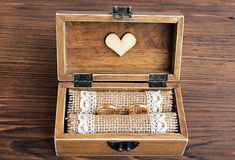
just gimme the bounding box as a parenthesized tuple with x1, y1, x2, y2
(0, 0, 235, 160)
(65, 22, 174, 74)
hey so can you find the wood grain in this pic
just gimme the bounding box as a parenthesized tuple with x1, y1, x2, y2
(66, 22, 173, 74)
(55, 82, 187, 156)
(0, 1, 235, 160)
(56, 12, 183, 81)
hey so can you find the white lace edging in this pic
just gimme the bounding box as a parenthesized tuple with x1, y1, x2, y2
(150, 113, 168, 134)
(79, 91, 97, 114)
(77, 113, 168, 134)
(146, 91, 163, 113)
(77, 114, 95, 134)
(79, 91, 163, 114)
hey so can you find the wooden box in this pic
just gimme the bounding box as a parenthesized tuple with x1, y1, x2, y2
(55, 7, 188, 156)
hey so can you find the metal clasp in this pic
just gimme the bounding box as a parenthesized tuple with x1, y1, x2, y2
(107, 141, 139, 152)
(112, 6, 133, 20)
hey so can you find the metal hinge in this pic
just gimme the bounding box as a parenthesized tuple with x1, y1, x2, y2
(112, 6, 133, 19)
(149, 73, 168, 87)
(74, 74, 93, 87)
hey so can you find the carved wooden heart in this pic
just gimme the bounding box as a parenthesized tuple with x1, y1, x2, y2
(105, 33, 136, 56)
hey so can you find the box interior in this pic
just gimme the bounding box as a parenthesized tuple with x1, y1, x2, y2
(63, 87, 181, 135)
(64, 22, 176, 75)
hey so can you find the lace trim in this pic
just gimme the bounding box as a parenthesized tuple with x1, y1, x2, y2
(150, 113, 168, 134)
(79, 91, 163, 114)
(79, 91, 97, 114)
(146, 91, 163, 112)
(77, 114, 95, 134)
(77, 114, 168, 134)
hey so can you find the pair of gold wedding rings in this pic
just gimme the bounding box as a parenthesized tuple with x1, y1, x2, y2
(96, 103, 149, 115)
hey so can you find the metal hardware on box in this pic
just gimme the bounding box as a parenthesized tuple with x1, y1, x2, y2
(74, 73, 93, 87)
(112, 6, 133, 19)
(149, 81, 167, 87)
(107, 141, 139, 152)
(149, 73, 168, 87)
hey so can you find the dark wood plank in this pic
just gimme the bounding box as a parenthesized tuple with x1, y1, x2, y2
(0, 0, 235, 160)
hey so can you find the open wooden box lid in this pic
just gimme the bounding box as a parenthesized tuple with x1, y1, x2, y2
(56, 8, 184, 82)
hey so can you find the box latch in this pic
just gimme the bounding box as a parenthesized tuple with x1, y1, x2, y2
(149, 73, 168, 87)
(112, 6, 133, 19)
(74, 74, 93, 87)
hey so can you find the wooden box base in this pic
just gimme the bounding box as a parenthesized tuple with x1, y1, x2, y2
(54, 82, 188, 156)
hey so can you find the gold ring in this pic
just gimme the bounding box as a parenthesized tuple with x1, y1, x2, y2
(128, 103, 149, 114)
(96, 104, 118, 115)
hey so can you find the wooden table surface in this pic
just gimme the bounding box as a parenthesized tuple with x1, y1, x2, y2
(0, 1, 235, 160)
